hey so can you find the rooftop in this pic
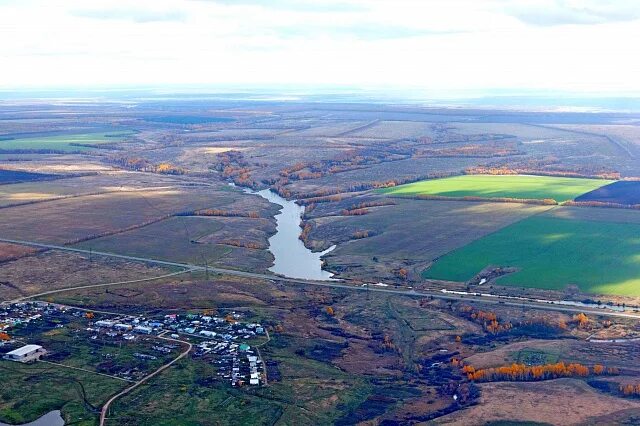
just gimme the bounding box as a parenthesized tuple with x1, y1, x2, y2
(6, 344, 43, 357)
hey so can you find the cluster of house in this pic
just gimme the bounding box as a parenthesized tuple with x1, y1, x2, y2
(196, 340, 264, 386)
(87, 311, 267, 386)
(0, 301, 62, 340)
(1, 303, 267, 386)
(89, 311, 265, 341)
(89, 319, 155, 342)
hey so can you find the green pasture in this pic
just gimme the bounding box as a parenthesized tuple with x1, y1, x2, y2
(424, 216, 640, 296)
(0, 131, 135, 152)
(380, 175, 612, 202)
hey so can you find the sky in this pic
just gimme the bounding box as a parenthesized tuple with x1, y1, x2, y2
(0, 0, 639, 95)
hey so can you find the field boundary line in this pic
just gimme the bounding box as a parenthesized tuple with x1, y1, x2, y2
(40, 360, 134, 383)
(525, 123, 637, 159)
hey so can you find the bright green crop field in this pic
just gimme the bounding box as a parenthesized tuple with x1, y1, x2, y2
(0, 131, 136, 152)
(423, 216, 640, 296)
(380, 175, 613, 202)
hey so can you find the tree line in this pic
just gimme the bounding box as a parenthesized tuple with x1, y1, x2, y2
(109, 156, 186, 175)
(564, 200, 640, 210)
(177, 209, 260, 218)
(340, 200, 396, 216)
(217, 239, 264, 249)
(465, 166, 619, 180)
(620, 383, 640, 396)
(415, 143, 522, 158)
(404, 194, 558, 206)
(458, 361, 617, 382)
(293, 172, 456, 205)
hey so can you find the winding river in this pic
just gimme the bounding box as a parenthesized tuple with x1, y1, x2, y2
(238, 186, 335, 280)
(1, 188, 332, 426)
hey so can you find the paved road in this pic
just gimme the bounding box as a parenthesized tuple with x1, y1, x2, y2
(99, 332, 193, 426)
(2, 237, 639, 320)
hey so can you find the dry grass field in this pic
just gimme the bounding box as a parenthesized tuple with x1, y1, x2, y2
(0, 242, 38, 262)
(0, 250, 168, 301)
(0, 185, 273, 245)
(436, 379, 640, 425)
(462, 338, 640, 371)
(285, 120, 372, 137)
(0, 172, 197, 207)
(310, 198, 550, 281)
(74, 215, 275, 271)
(0, 189, 212, 243)
(345, 120, 436, 139)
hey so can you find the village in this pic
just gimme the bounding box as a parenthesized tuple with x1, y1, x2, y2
(0, 301, 268, 387)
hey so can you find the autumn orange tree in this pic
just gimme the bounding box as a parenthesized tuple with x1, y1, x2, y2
(383, 334, 395, 350)
(299, 223, 313, 244)
(396, 268, 408, 281)
(462, 306, 512, 334)
(461, 361, 617, 383)
(573, 313, 589, 329)
(352, 230, 371, 239)
(620, 383, 640, 396)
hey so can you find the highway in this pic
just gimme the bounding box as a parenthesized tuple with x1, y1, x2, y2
(1, 237, 640, 320)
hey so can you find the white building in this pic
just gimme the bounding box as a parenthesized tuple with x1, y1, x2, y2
(3, 344, 46, 363)
(134, 326, 153, 334)
(114, 323, 133, 331)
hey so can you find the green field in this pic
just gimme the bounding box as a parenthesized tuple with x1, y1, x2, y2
(515, 349, 560, 366)
(380, 175, 612, 202)
(0, 360, 124, 425)
(0, 131, 136, 152)
(424, 216, 640, 296)
(110, 336, 371, 425)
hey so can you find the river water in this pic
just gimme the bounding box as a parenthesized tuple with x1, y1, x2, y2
(241, 187, 335, 280)
(1, 188, 332, 426)
(0, 411, 64, 426)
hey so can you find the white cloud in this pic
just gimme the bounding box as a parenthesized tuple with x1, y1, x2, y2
(503, 0, 640, 26)
(0, 0, 638, 93)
